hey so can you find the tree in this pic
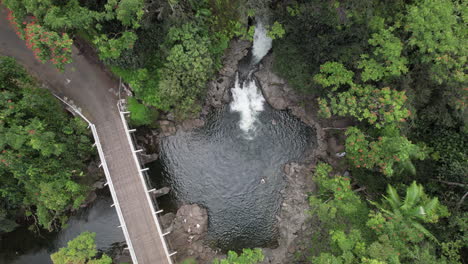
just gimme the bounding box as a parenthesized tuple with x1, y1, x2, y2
(93, 31, 138, 60)
(153, 22, 217, 118)
(357, 22, 408, 82)
(405, 0, 467, 84)
(3, 0, 101, 31)
(371, 182, 449, 241)
(24, 22, 73, 71)
(51, 232, 112, 264)
(345, 127, 426, 176)
(309, 163, 455, 263)
(266, 21, 285, 40)
(0, 57, 93, 230)
(3, 0, 145, 68)
(213, 248, 264, 264)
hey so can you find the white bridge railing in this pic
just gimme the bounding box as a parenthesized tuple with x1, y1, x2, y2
(117, 100, 176, 263)
(53, 94, 138, 263)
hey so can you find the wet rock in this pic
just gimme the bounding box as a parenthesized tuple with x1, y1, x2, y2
(207, 77, 231, 108)
(181, 119, 205, 131)
(139, 152, 158, 164)
(327, 136, 345, 155)
(159, 212, 176, 230)
(206, 40, 251, 109)
(254, 56, 298, 110)
(158, 120, 176, 137)
(168, 204, 218, 263)
(166, 112, 175, 121)
(92, 179, 106, 189)
(169, 204, 208, 248)
(80, 191, 97, 207)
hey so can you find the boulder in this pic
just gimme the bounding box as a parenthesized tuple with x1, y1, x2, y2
(158, 120, 176, 137)
(181, 119, 205, 131)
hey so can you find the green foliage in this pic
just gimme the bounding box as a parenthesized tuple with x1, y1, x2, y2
(266, 21, 285, 40)
(411, 125, 467, 206)
(310, 164, 370, 233)
(405, 0, 467, 84)
(127, 97, 158, 127)
(114, 0, 145, 28)
(272, 1, 372, 94)
(93, 31, 138, 60)
(309, 163, 454, 263)
(51, 232, 112, 264)
(371, 182, 449, 241)
(314, 62, 354, 92)
(213, 248, 264, 264)
(153, 22, 218, 117)
(4, 0, 102, 31)
(357, 25, 408, 82)
(345, 127, 426, 176)
(333, 86, 409, 128)
(24, 22, 73, 71)
(4, 0, 144, 66)
(180, 258, 197, 264)
(208, 0, 250, 40)
(0, 57, 92, 230)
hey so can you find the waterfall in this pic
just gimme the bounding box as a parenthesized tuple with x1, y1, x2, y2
(252, 22, 272, 64)
(230, 75, 265, 134)
(230, 21, 272, 136)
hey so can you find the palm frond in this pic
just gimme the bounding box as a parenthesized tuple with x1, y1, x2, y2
(423, 197, 440, 215)
(385, 184, 401, 211)
(402, 181, 421, 211)
(411, 222, 438, 242)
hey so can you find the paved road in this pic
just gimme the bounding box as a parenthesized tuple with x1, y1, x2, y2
(0, 6, 172, 264)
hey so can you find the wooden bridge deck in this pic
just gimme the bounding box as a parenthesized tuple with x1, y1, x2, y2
(98, 116, 172, 264)
(0, 6, 173, 263)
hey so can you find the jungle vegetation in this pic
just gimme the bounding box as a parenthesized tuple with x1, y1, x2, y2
(0, 57, 93, 232)
(0, 0, 466, 263)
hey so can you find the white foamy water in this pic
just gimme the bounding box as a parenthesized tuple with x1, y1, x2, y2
(230, 75, 265, 133)
(230, 21, 273, 135)
(252, 21, 272, 64)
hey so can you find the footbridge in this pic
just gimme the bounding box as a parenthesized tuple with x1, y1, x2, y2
(0, 6, 175, 264)
(56, 95, 176, 264)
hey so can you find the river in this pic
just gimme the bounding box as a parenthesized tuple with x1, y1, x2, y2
(0, 190, 124, 264)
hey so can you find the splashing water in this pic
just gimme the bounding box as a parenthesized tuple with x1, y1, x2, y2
(230, 75, 265, 135)
(230, 21, 272, 136)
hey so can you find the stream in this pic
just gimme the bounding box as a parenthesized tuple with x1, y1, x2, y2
(0, 191, 124, 264)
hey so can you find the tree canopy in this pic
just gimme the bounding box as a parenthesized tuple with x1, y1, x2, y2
(0, 56, 93, 231)
(51, 232, 112, 264)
